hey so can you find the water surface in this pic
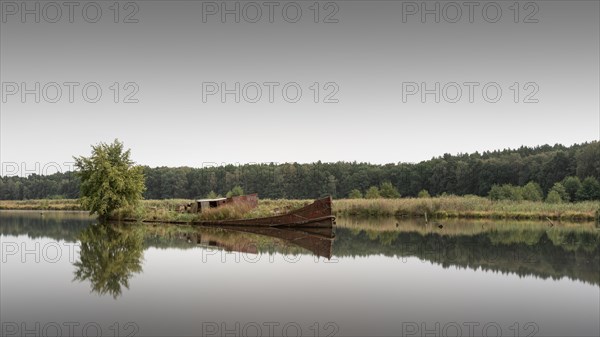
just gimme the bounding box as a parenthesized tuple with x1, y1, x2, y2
(1, 211, 598, 336)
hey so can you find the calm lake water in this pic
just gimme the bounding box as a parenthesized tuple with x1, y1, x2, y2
(1, 211, 599, 337)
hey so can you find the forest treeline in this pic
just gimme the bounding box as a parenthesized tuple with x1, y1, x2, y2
(1, 141, 598, 201)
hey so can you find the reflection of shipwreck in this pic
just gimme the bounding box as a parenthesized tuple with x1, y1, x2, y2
(226, 226, 335, 259)
(179, 226, 335, 259)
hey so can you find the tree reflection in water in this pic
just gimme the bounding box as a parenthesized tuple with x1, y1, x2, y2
(73, 223, 144, 299)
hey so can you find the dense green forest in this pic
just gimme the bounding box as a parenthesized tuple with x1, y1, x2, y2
(1, 141, 598, 200)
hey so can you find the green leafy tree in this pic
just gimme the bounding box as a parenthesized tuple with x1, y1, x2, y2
(365, 186, 381, 199)
(348, 189, 363, 199)
(326, 174, 337, 198)
(74, 140, 145, 219)
(506, 185, 523, 201)
(575, 142, 600, 179)
(521, 181, 543, 201)
(576, 177, 600, 201)
(545, 190, 562, 203)
(206, 191, 219, 199)
(489, 184, 523, 201)
(379, 181, 400, 199)
(418, 189, 431, 198)
(226, 185, 244, 198)
(563, 176, 582, 201)
(549, 182, 569, 202)
(488, 184, 502, 200)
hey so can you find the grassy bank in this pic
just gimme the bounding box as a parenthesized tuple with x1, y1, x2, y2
(110, 198, 312, 222)
(0, 199, 82, 211)
(0, 198, 312, 222)
(334, 196, 600, 221)
(1, 196, 598, 221)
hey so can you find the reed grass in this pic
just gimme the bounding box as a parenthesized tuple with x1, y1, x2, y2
(1, 196, 598, 221)
(333, 195, 600, 221)
(0, 199, 81, 210)
(110, 199, 312, 222)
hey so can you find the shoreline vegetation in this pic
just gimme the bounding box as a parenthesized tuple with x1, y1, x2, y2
(1, 196, 599, 222)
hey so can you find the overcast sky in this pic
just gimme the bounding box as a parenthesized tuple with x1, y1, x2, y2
(1, 0, 599, 175)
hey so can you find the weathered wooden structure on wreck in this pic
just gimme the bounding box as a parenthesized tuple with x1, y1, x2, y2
(187, 193, 258, 213)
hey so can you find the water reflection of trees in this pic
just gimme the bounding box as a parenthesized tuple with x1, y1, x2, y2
(0, 210, 94, 241)
(73, 223, 144, 299)
(333, 227, 600, 285)
(2, 211, 597, 286)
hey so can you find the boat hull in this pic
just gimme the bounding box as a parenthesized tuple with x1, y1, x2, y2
(111, 196, 335, 228)
(192, 196, 335, 228)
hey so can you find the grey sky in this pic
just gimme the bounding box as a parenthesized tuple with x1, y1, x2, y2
(1, 0, 599, 175)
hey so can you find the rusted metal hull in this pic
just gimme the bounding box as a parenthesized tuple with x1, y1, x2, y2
(192, 196, 335, 228)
